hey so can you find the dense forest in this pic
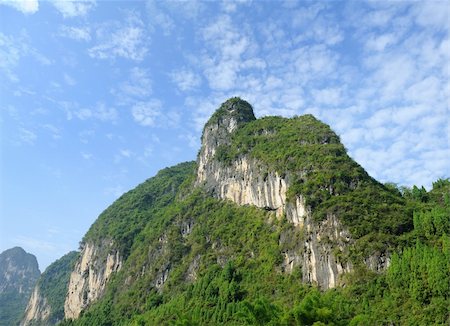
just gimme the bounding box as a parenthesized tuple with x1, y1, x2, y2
(58, 172, 449, 325)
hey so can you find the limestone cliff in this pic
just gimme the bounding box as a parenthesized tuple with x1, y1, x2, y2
(21, 251, 78, 326)
(195, 98, 384, 289)
(64, 242, 122, 319)
(21, 287, 51, 325)
(0, 247, 40, 326)
(48, 98, 401, 323)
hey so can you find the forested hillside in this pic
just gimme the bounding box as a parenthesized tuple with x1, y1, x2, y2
(54, 99, 449, 325)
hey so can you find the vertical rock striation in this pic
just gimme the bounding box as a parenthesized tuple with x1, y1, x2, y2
(0, 247, 40, 326)
(195, 98, 365, 289)
(64, 241, 122, 319)
(21, 251, 78, 326)
(21, 287, 51, 325)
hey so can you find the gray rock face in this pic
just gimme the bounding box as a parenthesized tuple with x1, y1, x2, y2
(0, 247, 40, 326)
(0, 247, 40, 295)
(64, 241, 122, 319)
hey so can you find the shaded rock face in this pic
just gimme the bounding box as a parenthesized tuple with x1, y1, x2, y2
(0, 247, 40, 326)
(0, 247, 40, 295)
(64, 241, 122, 319)
(21, 287, 51, 325)
(195, 99, 385, 289)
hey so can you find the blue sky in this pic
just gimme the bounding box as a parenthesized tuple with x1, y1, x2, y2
(0, 0, 449, 271)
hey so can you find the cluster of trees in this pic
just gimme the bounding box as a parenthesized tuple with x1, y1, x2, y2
(59, 176, 449, 325)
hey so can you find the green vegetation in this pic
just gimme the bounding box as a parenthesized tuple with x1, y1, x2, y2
(214, 114, 412, 261)
(83, 162, 196, 258)
(0, 247, 40, 326)
(59, 162, 449, 325)
(204, 97, 256, 131)
(56, 106, 449, 325)
(30, 251, 79, 325)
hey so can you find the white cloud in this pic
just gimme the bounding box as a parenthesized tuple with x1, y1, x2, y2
(95, 103, 118, 122)
(200, 14, 257, 91)
(42, 124, 61, 139)
(63, 73, 76, 86)
(59, 25, 91, 41)
(88, 12, 148, 61)
(81, 152, 93, 160)
(312, 87, 342, 106)
(0, 31, 52, 82)
(79, 129, 95, 143)
(0, 0, 39, 14)
(365, 33, 396, 52)
(51, 0, 96, 18)
(0, 32, 26, 82)
(71, 103, 117, 122)
(131, 100, 161, 127)
(146, 0, 175, 35)
(18, 127, 37, 145)
(117, 67, 152, 99)
(120, 149, 132, 158)
(170, 68, 201, 91)
(412, 1, 450, 29)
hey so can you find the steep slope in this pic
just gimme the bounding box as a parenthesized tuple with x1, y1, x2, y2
(64, 162, 195, 319)
(21, 251, 78, 326)
(197, 98, 408, 288)
(0, 247, 40, 326)
(53, 98, 419, 326)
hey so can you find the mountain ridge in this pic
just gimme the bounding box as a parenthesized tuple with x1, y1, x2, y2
(0, 247, 40, 326)
(21, 98, 450, 325)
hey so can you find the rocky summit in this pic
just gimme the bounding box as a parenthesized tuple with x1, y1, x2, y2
(19, 98, 450, 325)
(0, 247, 40, 326)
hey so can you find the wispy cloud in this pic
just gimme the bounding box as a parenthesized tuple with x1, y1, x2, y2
(18, 127, 37, 145)
(114, 67, 152, 104)
(0, 32, 27, 82)
(131, 100, 161, 127)
(146, 0, 175, 35)
(51, 0, 96, 18)
(78, 129, 95, 143)
(63, 73, 76, 86)
(58, 101, 118, 122)
(88, 12, 149, 61)
(0, 0, 39, 14)
(120, 149, 132, 158)
(41, 124, 62, 139)
(0, 31, 51, 82)
(170, 68, 201, 92)
(81, 152, 93, 160)
(59, 25, 91, 41)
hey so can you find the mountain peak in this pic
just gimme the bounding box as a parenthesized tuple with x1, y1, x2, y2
(204, 97, 256, 133)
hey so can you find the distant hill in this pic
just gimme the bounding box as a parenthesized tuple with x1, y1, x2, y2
(21, 251, 78, 326)
(0, 247, 40, 326)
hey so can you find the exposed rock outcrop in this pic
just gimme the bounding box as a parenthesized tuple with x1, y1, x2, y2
(21, 287, 51, 325)
(195, 98, 383, 289)
(0, 247, 40, 326)
(21, 251, 78, 326)
(64, 241, 122, 319)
